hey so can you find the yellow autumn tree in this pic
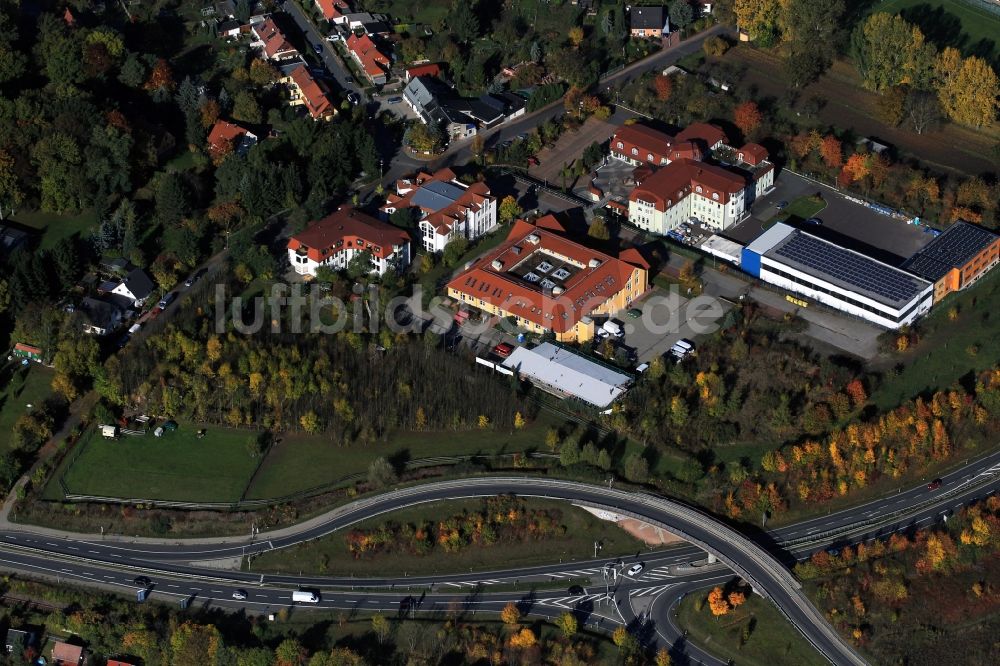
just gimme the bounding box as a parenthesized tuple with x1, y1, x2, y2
(500, 602, 521, 625)
(735, 0, 779, 40)
(509, 628, 536, 649)
(938, 55, 1000, 128)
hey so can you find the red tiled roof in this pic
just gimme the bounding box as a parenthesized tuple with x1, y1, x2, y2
(739, 142, 769, 166)
(629, 158, 746, 210)
(619, 247, 651, 270)
(52, 642, 84, 664)
(447, 217, 646, 334)
(287, 207, 410, 261)
(406, 63, 442, 79)
(254, 17, 297, 60)
(347, 33, 390, 79)
(207, 120, 250, 154)
(315, 0, 348, 20)
(288, 64, 334, 119)
(14, 342, 41, 354)
(675, 122, 727, 149)
(611, 124, 676, 163)
(383, 169, 493, 237)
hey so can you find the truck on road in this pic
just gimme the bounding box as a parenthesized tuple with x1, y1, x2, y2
(292, 590, 320, 603)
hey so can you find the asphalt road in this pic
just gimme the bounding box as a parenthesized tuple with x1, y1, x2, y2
(281, 1, 365, 103)
(1, 451, 998, 664)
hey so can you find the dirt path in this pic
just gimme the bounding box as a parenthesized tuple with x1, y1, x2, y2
(723, 47, 999, 176)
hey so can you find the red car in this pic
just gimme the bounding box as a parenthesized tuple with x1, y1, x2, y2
(148, 306, 164, 319)
(927, 479, 943, 491)
(527, 156, 539, 166)
(493, 343, 514, 358)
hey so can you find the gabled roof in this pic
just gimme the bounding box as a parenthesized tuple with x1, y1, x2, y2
(207, 120, 253, 153)
(447, 218, 646, 334)
(253, 17, 297, 59)
(117, 268, 155, 300)
(675, 122, 727, 150)
(631, 6, 667, 30)
(629, 158, 746, 209)
(80, 297, 121, 329)
(406, 63, 442, 79)
(287, 64, 334, 119)
(52, 641, 84, 664)
(382, 169, 493, 237)
(346, 33, 390, 79)
(739, 143, 769, 165)
(315, 0, 349, 21)
(287, 207, 410, 261)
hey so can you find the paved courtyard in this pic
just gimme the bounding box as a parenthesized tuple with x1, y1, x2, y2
(728, 171, 932, 265)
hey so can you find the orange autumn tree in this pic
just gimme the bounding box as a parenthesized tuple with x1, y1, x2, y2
(819, 135, 843, 168)
(500, 602, 521, 625)
(842, 153, 870, 182)
(733, 100, 763, 137)
(727, 591, 747, 609)
(508, 628, 536, 649)
(707, 586, 730, 616)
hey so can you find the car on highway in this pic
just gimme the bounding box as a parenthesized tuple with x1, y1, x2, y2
(232, 589, 248, 600)
(626, 563, 644, 577)
(293, 589, 320, 603)
(775, 200, 788, 210)
(927, 478, 943, 490)
(568, 585, 585, 595)
(133, 576, 151, 587)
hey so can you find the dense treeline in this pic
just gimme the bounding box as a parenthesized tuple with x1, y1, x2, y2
(613, 304, 863, 452)
(794, 495, 1000, 664)
(97, 273, 532, 437)
(346, 496, 565, 558)
(1, 575, 619, 665)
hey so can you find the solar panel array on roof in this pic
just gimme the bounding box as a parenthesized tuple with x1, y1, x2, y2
(409, 180, 465, 212)
(901, 222, 999, 282)
(769, 231, 927, 307)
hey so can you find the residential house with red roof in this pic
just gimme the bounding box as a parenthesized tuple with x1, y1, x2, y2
(287, 207, 411, 277)
(405, 62, 442, 82)
(280, 64, 336, 121)
(735, 142, 775, 198)
(346, 33, 390, 85)
(610, 124, 702, 167)
(251, 17, 299, 61)
(447, 216, 649, 342)
(51, 641, 85, 666)
(314, 0, 349, 21)
(381, 169, 497, 253)
(628, 158, 748, 233)
(207, 120, 258, 158)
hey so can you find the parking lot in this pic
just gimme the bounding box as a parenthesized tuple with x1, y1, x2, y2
(613, 287, 731, 363)
(726, 171, 932, 264)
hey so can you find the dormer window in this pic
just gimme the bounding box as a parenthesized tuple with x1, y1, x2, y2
(712, 192, 719, 200)
(696, 186, 702, 193)
(631, 147, 638, 156)
(647, 153, 653, 161)
(617, 141, 623, 149)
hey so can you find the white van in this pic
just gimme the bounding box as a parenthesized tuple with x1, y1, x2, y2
(292, 590, 320, 603)
(673, 339, 693, 353)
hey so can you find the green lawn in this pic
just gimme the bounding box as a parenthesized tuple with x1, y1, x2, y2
(0, 364, 54, 454)
(57, 422, 262, 502)
(245, 411, 563, 500)
(676, 590, 827, 666)
(767, 195, 827, 227)
(8, 209, 99, 251)
(870, 267, 1000, 410)
(250, 498, 646, 576)
(874, 0, 1000, 61)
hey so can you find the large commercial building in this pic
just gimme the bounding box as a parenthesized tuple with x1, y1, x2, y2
(629, 158, 749, 232)
(901, 221, 1000, 301)
(741, 223, 933, 328)
(501, 343, 632, 408)
(447, 216, 649, 342)
(382, 169, 496, 253)
(287, 207, 411, 277)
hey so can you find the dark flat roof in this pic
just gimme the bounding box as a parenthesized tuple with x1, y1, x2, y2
(765, 227, 930, 309)
(902, 221, 999, 282)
